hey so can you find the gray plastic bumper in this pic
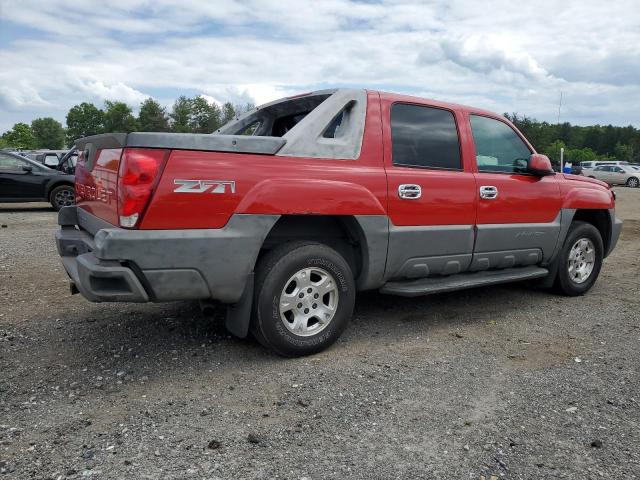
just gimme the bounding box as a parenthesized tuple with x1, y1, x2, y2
(56, 206, 279, 304)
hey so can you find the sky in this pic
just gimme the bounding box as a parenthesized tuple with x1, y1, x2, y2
(1, 0, 639, 133)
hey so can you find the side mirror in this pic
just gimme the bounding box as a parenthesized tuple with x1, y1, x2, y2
(22, 165, 33, 174)
(527, 154, 554, 177)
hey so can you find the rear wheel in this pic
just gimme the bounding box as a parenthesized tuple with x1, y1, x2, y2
(553, 221, 603, 296)
(626, 177, 639, 188)
(251, 242, 356, 357)
(50, 185, 75, 211)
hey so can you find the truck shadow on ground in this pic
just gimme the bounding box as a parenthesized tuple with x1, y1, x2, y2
(34, 281, 548, 385)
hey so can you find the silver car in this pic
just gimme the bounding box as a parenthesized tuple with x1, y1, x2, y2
(588, 165, 640, 188)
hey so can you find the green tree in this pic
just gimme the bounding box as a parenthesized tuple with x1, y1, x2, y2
(170, 96, 193, 133)
(613, 142, 633, 161)
(66, 102, 104, 143)
(103, 100, 137, 133)
(221, 102, 236, 125)
(190, 96, 222, 133)
(542, 139, 566, 168)
(1, 123, 37, 149)
(138, 98, 169, 132)
(31, 117, 66, 149)
(566, 147, 597, 164)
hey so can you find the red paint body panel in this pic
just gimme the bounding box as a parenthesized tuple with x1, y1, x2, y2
(75, 148, 121, 226)
(140, 91, 387, 229)
(75, 90, 615, 232)
(379, 93, 478, 226)
(473, 173, 562, 224)
(560, 178, 615, 210)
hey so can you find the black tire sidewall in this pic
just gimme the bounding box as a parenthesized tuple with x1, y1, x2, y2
(255, 243, 355, 357)
(50, 185, 75, 211)
(556, 222, 603, 295)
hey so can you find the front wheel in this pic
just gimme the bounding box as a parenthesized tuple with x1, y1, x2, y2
(553, 221, 603, 296)
(251, 242, 356, 357)
(50, 185, 75, 211)
(626, 177, 639, 188)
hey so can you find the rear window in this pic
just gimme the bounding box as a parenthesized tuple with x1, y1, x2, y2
(391, 104, 461, 170)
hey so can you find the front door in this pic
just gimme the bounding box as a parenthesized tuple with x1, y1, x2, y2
(468, 114, 562, 270)
(0, 153, 42, 199)
(382, 98, 477, 280)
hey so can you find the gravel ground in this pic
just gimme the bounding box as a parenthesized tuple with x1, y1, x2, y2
(1, 189, 639, 479)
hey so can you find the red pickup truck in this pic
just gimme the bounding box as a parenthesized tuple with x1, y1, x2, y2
(56, 89, 622, 356)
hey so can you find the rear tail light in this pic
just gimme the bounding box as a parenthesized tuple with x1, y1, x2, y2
(117, 148, 168, 228)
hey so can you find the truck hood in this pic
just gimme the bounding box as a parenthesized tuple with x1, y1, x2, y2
(562, 173, 609, 189)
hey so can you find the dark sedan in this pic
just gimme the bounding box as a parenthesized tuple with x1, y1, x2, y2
(0, 151, 75, 210)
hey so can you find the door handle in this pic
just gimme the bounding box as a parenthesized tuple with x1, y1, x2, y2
(479, 185, 498, 199)
(398, 184, 422, 199)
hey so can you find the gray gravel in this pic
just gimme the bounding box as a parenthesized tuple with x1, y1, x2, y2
(1, 190, 639, 479)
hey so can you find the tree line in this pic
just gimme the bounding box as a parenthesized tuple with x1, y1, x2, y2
(505, 113, 639, 166)
(0, 96, 254, 150)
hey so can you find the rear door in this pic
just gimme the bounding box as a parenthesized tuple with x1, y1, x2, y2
(611, 166, 627, 185)
(382, 96, 477, 280)
(468, 114, 562, 269)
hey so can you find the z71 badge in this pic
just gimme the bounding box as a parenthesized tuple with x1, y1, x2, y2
(173, 179, 236, 194)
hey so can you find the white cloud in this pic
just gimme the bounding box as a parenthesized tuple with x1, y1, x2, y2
(0, 0, 639, 132)
(77, 81, 148, 105)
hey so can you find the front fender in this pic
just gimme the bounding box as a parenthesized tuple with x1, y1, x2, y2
(560, 184, 615, 210)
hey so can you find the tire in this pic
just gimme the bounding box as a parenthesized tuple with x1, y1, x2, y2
(626, 177, 640, 188)
(553, 221, 603, 296)
(251, 241, 356, 357)
(49, 185, 75, 211)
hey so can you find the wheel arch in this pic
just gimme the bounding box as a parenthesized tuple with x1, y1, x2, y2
(570, 209, 612, 255)
(46, 180, 74, 199)
(257, 214, 388, 291)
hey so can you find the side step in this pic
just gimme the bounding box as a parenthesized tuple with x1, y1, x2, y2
(380, 266, 549, 297)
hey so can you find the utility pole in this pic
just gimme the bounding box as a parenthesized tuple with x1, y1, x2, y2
(557, 91, 563, 125)
(558, 92, 564, 172)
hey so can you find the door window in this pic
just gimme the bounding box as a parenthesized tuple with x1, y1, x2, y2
(391, 104, 461, 170)
(43, 154, 60, 167)
(0, 153, 29, 173)
(470, 115, 532, 173)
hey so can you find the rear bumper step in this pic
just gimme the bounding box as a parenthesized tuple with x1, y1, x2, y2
(380, 266, 549, 297)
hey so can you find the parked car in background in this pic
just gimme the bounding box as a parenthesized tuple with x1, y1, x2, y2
(581, 160, 629, 176)
(587, 164, 640, 187)
(57, 148, 78, 175)
(0, 151, 75, 210)
(35, 150, 67, 168)
(569, 163, 583, 175)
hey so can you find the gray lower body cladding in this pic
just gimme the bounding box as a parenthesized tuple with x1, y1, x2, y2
(381, 209, 622, 283)
(55, 207, 623, 304)
(56, 207, 279, 304)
